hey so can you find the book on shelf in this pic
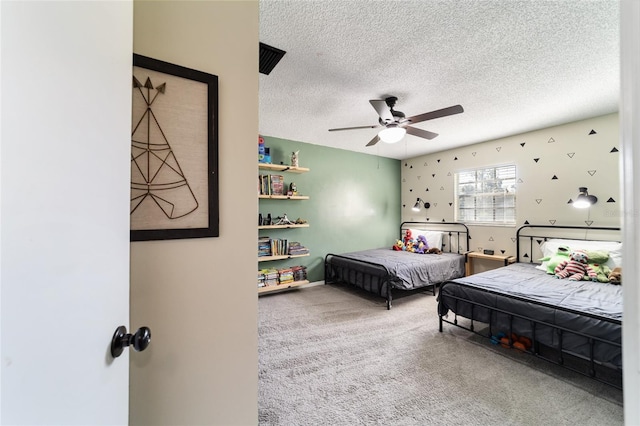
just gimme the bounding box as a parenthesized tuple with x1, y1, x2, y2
(288, 241, 309, 256)
(270, 174, 284, 196)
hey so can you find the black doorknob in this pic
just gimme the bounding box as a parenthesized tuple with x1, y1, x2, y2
(111, 325, 151, 358)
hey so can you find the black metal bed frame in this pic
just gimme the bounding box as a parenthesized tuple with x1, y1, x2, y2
(438, 224, 622, 389)
(324, 221, 470, 310)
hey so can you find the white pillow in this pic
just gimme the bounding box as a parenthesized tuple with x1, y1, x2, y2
(536, 238, 622, 272)
(408, 229, 444, 250)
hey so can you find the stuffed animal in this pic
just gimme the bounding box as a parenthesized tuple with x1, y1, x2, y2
(582, 250, 611, 283)
(406, 239, 416, 253)
(539, 245, 571, 274)
(426, 247, 442, 254)
(414, 235, 429, 254)
(392, 240, 404, 251)
(608, 266, 622, 284)
(403, 229, 413, 246)
(554, 250, 597, 281)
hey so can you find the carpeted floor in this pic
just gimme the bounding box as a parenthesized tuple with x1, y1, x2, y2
(258, 284, 623, 425)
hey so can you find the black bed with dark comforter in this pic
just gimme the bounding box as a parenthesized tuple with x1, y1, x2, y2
(438, 225, 622, 388)
(325, 222, 469, 309)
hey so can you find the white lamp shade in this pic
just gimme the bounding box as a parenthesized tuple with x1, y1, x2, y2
(379, 126, 406, 143)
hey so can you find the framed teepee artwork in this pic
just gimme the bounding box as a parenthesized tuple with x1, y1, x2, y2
(130, 54, 219, 241)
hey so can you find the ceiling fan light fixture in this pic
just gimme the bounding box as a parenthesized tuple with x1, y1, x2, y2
(378, 125, 406, 144)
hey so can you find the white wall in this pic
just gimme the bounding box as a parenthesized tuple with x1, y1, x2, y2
(129, 2, 259, 425)
(620, 1, 640, 423)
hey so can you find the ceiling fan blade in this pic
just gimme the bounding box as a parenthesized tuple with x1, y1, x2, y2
(366, 134, 380, 147)
(329, 124, 380, 132)
(369, 99, 394, 123)
(405, 126, 438, 140)
(406, 104, 464, 125)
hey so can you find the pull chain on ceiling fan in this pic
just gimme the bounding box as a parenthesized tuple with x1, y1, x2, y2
(328, 96, 464, 147)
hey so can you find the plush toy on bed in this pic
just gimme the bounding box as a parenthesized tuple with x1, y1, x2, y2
(414, 235, 429, 254)
(554, 249, 597, 281)
(426, 247, 442, 254)
(392, 240, 405, 251)
(403, 229, 413, 246)
(582, 250, 611, 283)
(539, 245, 571, 274)
(608, 267, 622, 285)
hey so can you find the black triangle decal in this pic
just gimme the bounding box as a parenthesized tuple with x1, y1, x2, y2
(589, 129, 597, 135)
(489, 237, 494, 241)
(511, 237, 517, 242)
(426, 188, 429, 191)
(402, 204, 406, 208)
(524, 253, 530, 258)
(404, 162, 408, 167)
(472, 152, 477, 156)
(567, 199, 573, 204)
(409, 188, 413, 192)
(432, 174, 436, 177)
(442, 218, 446, 222)
(437, 159, 441, 163)
(410, 165, 413, 168)
(500, 250, 505, 254)
(586, 220, 594, 226)
(552, 175, 558, 180)
(588, 170, 596, 176)
(611, 147, 619, 153)
(449, 202, 453, 206)
(434, 203, 438, 207)
(524, 220, 530, 225)
(447, 172, 452, 176)
(536, 199, 542, 204)
(607, 197, 616, 203)
(424, 162, 428, 166)
(496, 147, 502, 152)
(454, 157, 458, 160)
(567, 153, 575, 158)
(536, 239, 543, 245)
(417, 176, 421, 180)
(548, 137, 555, 143)
(440, 186, 445, 190)
(520, 142, 526, 147)
(534, 158, 540, 163)
(402, 178, 406, 182)
(518, 178, 524, 183)
(549, 220, 557, 225)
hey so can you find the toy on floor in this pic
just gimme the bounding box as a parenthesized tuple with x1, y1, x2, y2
(491, 332, 532, 352)
(554, 249, 597, 281)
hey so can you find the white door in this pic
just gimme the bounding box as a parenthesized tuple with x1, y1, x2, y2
(1, 2, 133, 424)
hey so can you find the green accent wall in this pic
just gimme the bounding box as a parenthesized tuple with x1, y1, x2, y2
(260, 136, 401, 282)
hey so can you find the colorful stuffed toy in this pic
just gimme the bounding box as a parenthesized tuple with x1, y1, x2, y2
(554, 250, 597, 281)
(392, 240, 405, 251)
(403, 229, 413, 246)
(414, 235, 428, 254)
(539, 245, 571, 274)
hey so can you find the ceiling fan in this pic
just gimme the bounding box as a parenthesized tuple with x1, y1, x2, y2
(328, 96, 464, 146)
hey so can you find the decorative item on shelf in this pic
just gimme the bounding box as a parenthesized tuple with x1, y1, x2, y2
(412, 198, 431, 211)
(264, 213, 272, 226)
(288, 182, 298, 196)
(258, 135, 266, 163)
(291, 151, 299, 167)
(572, 187, 598, 209)
(259, 213, 263, 226)
(274, 213, 294, 225)
(295, 218, 307, 224)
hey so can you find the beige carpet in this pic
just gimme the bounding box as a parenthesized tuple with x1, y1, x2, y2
(258, 284, 623, 425)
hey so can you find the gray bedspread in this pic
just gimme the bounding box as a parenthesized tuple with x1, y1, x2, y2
(439, 262, 622, 368)
(445, 262, 622, 320)
(331, 248, 465, 290)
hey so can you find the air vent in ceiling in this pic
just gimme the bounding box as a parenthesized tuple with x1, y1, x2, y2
(259, 42, 286, 75)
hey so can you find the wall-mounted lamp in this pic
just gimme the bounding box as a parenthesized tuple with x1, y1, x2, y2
(412, 198, 431, 212)
(379, 125, 406, 144)
(572, 187, 598, 209)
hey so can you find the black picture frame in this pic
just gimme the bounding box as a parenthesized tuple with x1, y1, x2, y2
(130, 54, 219, 241)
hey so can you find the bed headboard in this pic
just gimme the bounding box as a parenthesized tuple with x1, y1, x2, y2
(516, 224, 621, 264)
(400, 221, 470, 254)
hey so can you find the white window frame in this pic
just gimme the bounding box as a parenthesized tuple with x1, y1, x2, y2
(454, 164, 517, 226)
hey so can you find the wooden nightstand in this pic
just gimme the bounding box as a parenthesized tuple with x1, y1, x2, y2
(465, 252, 516, 276)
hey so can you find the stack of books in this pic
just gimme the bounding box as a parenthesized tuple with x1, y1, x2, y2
(277, 267, 294, 285)
(270, 238, 288, 256)
(291, 265, 307, 281)
(258, 268, 279, 288)
(288, 242, 309, 256)
(258, 236, 271, 257)
(258, 174, 284, 196)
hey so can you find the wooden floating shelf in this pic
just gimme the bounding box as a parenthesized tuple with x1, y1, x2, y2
(258, 224, 309, 230)
(258, 280, 310, 294)
(258, 253, 310, 262)
(258, 163, 310, 173)
(259, 195, 309, 200)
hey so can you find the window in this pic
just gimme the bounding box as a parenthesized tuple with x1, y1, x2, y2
(454, 164, 516, 225)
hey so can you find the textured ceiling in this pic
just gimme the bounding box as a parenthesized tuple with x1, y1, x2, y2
(259, 0, 619, 160)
